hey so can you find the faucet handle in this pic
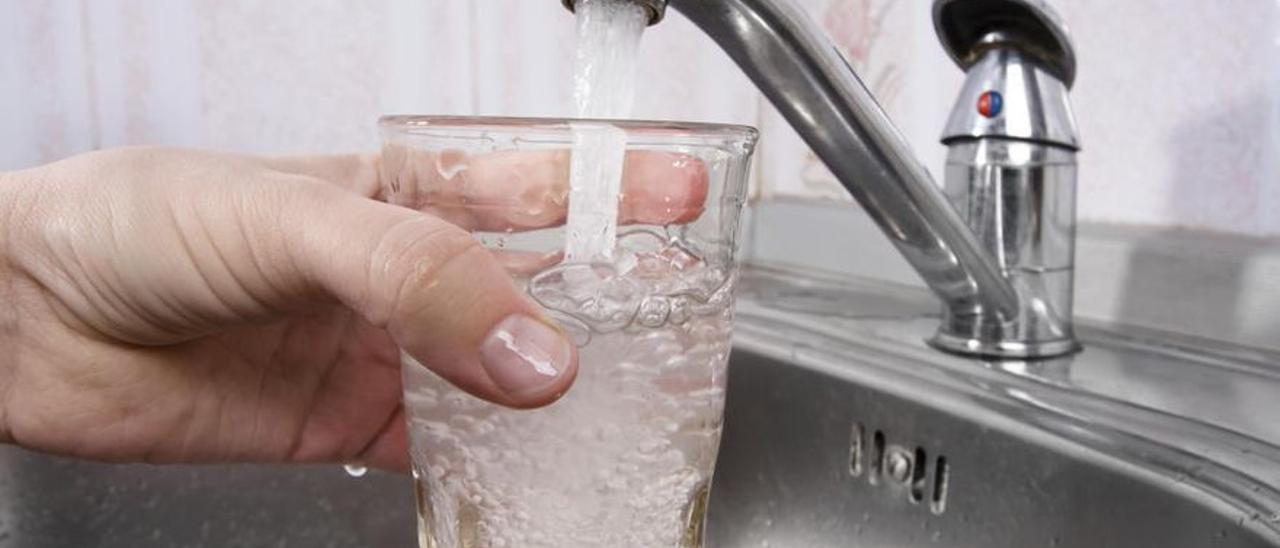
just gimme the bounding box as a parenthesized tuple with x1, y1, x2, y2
(936, 0, 1079, 150)
(933, 0, 1076, 89)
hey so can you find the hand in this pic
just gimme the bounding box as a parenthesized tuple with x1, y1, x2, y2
(0, 146, 706, 471)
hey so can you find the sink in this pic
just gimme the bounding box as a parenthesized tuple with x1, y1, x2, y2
(708, 349, 1277, 547)
(707, 266, 1280, 547)
(1, 266, 1278, 547)
(0, 451, 417, 547)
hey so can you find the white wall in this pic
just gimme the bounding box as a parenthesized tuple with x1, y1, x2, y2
(757, 0, 1280, 238)
(3, 0, 1278, 237)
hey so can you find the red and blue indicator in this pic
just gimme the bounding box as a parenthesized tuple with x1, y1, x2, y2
(977, 90, 1003, 118)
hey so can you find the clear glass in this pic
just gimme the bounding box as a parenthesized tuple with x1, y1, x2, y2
(378, 116, 758, 548)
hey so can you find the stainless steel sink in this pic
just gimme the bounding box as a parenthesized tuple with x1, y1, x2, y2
(707, 266, 1280, 547)
(2, 266, 1278, 547)
(708, 350, 1278, 547)
(0, 451, 417, 547)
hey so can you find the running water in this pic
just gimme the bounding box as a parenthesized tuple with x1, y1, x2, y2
(563, 0, 649, 261)
(571, 0, 646, 118)
(402, 2, 740, 546)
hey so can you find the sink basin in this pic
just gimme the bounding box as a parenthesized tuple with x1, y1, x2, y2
(1, 266, 1277, 547)
(708, 348, 1278, 547)
(707, 266, 1280, 547)
(0, 451, 417, 547)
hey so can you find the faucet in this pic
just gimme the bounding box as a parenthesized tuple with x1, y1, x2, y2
(561, 0, 1081, 359)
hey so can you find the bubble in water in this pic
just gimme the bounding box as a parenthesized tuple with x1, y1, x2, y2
(691, 280, 733, 315)
(636, 296, 670, 327)
(343, 463, 368, 477)
(668, 297, 692, 325)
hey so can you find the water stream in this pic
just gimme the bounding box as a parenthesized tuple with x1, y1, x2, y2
(563, 0, 650, 262)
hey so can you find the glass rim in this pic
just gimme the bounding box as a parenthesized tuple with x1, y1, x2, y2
(378, 114, 758, 142)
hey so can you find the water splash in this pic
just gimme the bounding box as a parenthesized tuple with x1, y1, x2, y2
(530, 229, 729, 334)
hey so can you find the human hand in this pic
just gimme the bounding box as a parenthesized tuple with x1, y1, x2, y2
(0, 146, 706, 471)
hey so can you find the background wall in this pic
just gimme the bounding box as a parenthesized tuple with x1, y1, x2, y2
(3, 0, 1279, 237)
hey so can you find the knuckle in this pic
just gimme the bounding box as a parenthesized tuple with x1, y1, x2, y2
(365, 218, 486, 325)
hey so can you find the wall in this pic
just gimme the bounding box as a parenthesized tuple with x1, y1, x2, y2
(0, 0, 756, 160)
(764, 0, 1280, 238)
(3, 0, 1278, 237)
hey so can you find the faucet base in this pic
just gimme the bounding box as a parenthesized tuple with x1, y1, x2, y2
(928, 330, 1082, 360)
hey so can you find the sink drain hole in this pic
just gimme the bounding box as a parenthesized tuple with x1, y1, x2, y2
(849, 423, 865, 477)
(909, 446, 928, 504)
(931, 456, 949, 514)
(870, 430, 886, 485)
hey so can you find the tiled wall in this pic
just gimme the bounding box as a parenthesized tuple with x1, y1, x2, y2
(3, 0, 1278, 236)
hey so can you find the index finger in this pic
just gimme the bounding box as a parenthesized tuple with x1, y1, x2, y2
(272, 149, 709, 232)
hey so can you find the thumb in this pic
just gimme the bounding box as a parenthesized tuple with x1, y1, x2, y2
(282, 183, 578, 409)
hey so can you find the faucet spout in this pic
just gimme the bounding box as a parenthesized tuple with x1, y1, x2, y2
(663, 0, 1021, 320)
(562, 0, 668, 25)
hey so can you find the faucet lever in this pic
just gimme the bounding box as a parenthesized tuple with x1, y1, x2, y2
(933, 0, 1076, 88)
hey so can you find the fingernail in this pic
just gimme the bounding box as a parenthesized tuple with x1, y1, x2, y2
(480, 314, 573, 399)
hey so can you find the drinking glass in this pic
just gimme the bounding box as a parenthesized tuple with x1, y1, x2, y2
(378, 115, 757, 548)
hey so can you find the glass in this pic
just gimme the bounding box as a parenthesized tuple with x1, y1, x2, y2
(378, 115, 758, 548)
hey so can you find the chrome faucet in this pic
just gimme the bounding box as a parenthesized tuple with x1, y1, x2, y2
(561, 0, 1081, 359)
